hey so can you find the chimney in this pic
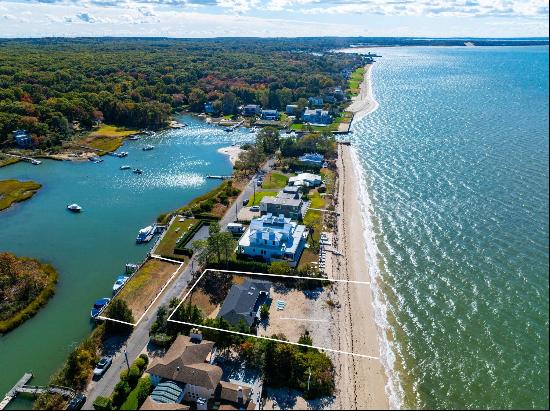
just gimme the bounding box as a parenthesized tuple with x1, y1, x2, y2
(237, 386, 244, 404)
(190, 328, 203, 343)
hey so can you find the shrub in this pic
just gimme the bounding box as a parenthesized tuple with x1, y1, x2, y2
(112, 380, 131, 407)
(133, 356, 147, 372)
(136, 376, 152, 404)
(120, 369, 129, 382)
(150, 332, 174, 347)
(93, 396, 112, 410)
(138, 353, 149, 367)
(260, 304, 269, 319)
(127, 365, 141, 386)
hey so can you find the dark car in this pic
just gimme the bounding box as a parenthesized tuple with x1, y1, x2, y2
(67, 393, 86, 410)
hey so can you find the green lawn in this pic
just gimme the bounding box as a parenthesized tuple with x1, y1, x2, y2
(154, 218, 198, 258)
(303, 189, 326, 247)
(247, 191, 277, 206)
(348, 67, 365, 96)
(261, 172, 288, 189)
(0, 179, 42, 211)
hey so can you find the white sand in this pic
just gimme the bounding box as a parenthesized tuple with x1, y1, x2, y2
(346, 64, 379, 123)
(217, 146, 243, 166)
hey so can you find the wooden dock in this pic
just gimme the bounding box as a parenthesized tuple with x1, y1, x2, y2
(0, 373, 33, 410)
(206, 175, 231, 180)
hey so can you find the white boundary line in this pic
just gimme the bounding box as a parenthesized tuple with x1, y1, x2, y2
(99, 255, 185, 327)
(166, 268, 379, 360)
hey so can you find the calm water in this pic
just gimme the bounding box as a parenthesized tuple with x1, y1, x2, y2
(0, 115, 254, 408)
(350, 47, 549, 409)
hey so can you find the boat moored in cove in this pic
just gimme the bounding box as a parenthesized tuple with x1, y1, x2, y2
(136, 225, 155, 243)
(142, 145, 154, 151)
(120, 165, 131, 170)
(67, 203, 82, 212)
(133, 168, 143, 174)
(90, 297, 110, 319)
(112, 275, 129, 295)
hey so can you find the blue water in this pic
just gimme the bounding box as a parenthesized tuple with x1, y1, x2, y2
(0, 115, 254, 407)
(350, 46, 549, 409)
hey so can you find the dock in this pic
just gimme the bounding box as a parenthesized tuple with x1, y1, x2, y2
(207, 175, 231, 180)
(0, 373, 76, 410)
(2, 152, 41, 165)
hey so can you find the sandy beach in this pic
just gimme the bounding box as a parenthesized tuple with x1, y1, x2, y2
(346, 63, 379, 122)
(217, 145, 243, 166)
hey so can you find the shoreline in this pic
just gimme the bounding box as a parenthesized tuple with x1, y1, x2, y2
(346, 63, 379, 122)
(217, 145, 243, 166)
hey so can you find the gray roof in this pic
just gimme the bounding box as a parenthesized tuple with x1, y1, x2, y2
(217, 279, 271, 327)
(283, 185, 300, 193)
(260, 196, 302, 207)
(150, 381, 184, 404)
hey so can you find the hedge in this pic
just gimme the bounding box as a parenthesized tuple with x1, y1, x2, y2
(93, 396, 112, 410)
(0, 263, 58, 334)
(120, 376, 152, 411)
(208, 258, 270, 273)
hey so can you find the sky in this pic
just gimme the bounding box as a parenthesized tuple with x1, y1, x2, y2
(0, 0, 548, 38)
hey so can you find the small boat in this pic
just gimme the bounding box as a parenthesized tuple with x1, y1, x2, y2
(114, 151, 128, 158)
(90, 297, 111, 319)
(89, 156, 103, 163)
(128, 136, 140, 141)
(120, 165, 131, 170)
(133, 168, 143, 174)
(136, 225, 155, 243)
(142, 145, 154, 151)
(67, 203, 82, 212)
(112, 275, 129, 295)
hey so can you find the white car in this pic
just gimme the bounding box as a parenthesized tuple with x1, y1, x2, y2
(250, 205, 260, 212)
(93, 356, 112, 378)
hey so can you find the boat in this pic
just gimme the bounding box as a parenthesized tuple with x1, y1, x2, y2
(128, 136, 140, 141)
(89, 156, 103, 163)
(112, 275, 129, 295)
(67, 203, 82, 212)
(136, 225, 155, 243)
(120, 165, 131, 170)
(113, 151, 128, 158)
(90, 297, 111, 319)
(142, 145, 154, 151)
(224, 128, 233, 132)
(133, 168, 143, 174)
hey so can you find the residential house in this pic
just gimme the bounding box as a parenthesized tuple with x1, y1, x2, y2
(302, 108, 332, 125)
(242, 105, 261, 116)
(12, 130, 32, 148)
(308, 96, 324, 107)
(260, 195, 303, 219)
(204, 102, 217, 115)
(237, 213, 308, 267)
(217, 278, 271, 328)
(299, 153, 325, 166)
(288, 173, 322, 187)
(285, 104, 299, 115)
(331, 87, 346, 101)
(260, 109, 279, 121)
(282, 185, 302, 199)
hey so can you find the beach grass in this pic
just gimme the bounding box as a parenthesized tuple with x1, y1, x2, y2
(0, 179, 42, 211)
(261, 172, 289, 189)
(154, 218, 198, 259)
(247, 191, 277, 206)
(0, 157, 20, 168)
(83, 124, 138, 152)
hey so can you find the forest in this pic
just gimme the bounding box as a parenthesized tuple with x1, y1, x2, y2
(0, 38, 363, 148)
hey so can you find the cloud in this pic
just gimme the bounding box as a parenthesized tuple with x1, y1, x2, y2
(75, 11, 97, 22)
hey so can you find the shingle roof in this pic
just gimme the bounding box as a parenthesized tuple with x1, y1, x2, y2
(218, 381, 252, 404)
(146, 336, 222, 390)
(217, 279, 271, 327)
(140, 397, 190, 410)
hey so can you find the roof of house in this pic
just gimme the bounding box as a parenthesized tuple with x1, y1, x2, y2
(217, 278, 271, 327)
(283, 185, 300, 193)
(146, 336, 222, 390)
(218, 381, 252, 404)
(140, 397, 190, 411)
(150, 381, 184, 404)
(260, 196, 302, 208)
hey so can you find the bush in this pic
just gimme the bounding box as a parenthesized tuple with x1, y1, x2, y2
(93, 396, 112, 410)
(260, 304, 269, 319)
(133, 356, 147, 372)
(120, 369, 129, 382)
(127, 365, 141, 386)
(112, 380, 131, 407)
(138, 353, 149, 367)
(150, 332, 175, 347)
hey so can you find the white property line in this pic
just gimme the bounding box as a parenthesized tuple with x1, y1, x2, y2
(99, 256, 184, 327)
(166, 268, 379, 360)
(279, 317, 329, 323)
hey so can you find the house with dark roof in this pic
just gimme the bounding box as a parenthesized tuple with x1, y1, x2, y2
(12, 130, 32, 148)
(217, 278, 271, 328)
(242, 105, 261, 116)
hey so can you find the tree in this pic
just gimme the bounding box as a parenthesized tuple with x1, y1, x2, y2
(104, 299, 134, 333)
(256, 127, 280, 155)
(268, 261, 292, 276)
(222, 92, 237, 115)
(260, 304, 270, 319)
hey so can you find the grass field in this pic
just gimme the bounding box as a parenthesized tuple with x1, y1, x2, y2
(261, 172, 289, 189)
(348, 66, 365, 96)
(154, 218, 198, 259)
(82, 124, 138, 152)
(303, 189, 326, 245)
(114, 259, 180, 322)
(0, 179, 42, 211)
(247, 191, 277, 206)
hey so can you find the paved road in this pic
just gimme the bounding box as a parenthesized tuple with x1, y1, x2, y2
(83, 160, 274, 409)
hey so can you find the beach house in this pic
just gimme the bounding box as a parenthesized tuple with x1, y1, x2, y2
(302, 108, 332, 125)
(260, 109, 280, 121)
(146, 334, 254, 409)
(237, 213, 308, 267)
(217, 278, 272, 328)
(260, 195, 303, 219)
(299, 153, 325, 166)
(308, 96, 324, 107)
(281, 185, 302, 199)
(285, 104, 300, 115)
(242, 104, 261, 116)
(12, 130, 32, 148)
(288, 173, 323, 187)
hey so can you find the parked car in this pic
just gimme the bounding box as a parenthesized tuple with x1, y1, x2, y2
(67, 394, 86, 410)
(93, 356, 112, 378)
(242, 198, 249, 206)
(250, 205, 260, 212)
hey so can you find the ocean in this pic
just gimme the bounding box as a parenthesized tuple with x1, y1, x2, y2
(350, 46, 549, 409)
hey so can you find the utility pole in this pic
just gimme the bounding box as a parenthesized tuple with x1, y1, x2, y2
(124, 349, 130, 370)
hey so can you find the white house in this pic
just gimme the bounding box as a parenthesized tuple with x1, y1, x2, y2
(288, 173, 322, 187)
(302, 107, 332, 125)
(299, 153, 325, 166)
(237, 213, 308, 267)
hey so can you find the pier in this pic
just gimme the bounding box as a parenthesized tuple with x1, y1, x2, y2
(2, 152, 41, 165)
(207, 175, 232, 180)
(0, 373, 76, 409)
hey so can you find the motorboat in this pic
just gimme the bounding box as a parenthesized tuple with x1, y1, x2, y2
(133, 168, 143, 174)
(67, 203, 82, 212)
(89, 156, 103, 163)
(112, 275, 129, 294)
(142, 145, 154, 151)
(90, 297, 111, 319)
(136, 225, 155, 243)
(120, 165, 131, 170)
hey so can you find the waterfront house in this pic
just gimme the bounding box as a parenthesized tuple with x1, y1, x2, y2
(308, 96, 324, 107)
(299, 153, 325, 166)
(237, 213, 308, 267)
(288, 173, 322, 187)
(217, 278, 271, 328)
(260, 109, 280, 121)
(12, 130, 32, 148)
(282, 185, 302, 199)
(285, 104, 299, 115)
(260, 195, 303, 219)
(242, 104, 261, 116)
(302, 108, 332, 125)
